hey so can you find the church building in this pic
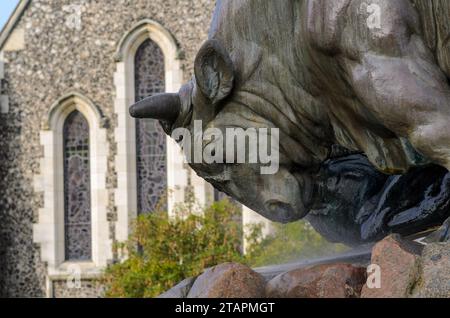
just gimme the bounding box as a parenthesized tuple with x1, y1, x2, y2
(0, 0, 270, 298)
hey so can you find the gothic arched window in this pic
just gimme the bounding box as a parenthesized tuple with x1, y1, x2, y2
(135, 39, 167, 214)
(63, 110, 92, 261)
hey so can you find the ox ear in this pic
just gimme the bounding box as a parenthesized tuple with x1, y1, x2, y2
(194, 40, 234, 104)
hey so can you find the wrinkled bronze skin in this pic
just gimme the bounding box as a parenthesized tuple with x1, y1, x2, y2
(130, 0, 450, 244)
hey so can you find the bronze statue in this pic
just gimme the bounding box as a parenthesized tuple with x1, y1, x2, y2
(130, 0, 450, 245)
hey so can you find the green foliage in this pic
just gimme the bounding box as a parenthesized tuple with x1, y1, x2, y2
(247, 221, 348, 267)
(103, 200, 259, 298)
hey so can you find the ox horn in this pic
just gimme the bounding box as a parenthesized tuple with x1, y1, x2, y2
(129, 93, 181, 123)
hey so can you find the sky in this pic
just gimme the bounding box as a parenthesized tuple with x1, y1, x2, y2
(0, 0, 20, 31)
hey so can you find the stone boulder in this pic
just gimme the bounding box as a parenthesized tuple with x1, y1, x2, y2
(187, 263, 266, 298)
(361, 234, 423, 298)
(412, 243, 450, 298)
(265, 263, 366, 298)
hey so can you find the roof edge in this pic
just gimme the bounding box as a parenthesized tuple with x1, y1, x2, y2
(0, 0, 31, 51)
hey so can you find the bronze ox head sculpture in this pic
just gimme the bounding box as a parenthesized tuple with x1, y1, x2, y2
(130, 0, 450, 245)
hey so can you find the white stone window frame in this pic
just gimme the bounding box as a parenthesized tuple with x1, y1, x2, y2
(113, 19, 209, 246)
(33, 92, 111, 286)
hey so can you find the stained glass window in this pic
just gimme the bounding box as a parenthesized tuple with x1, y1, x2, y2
(135, 39, 167, 214)
(63, 111, 92, 261)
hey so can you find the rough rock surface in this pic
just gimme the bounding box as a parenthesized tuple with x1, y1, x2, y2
(361, 235, 423, 298)
(265, 263, 366, 298)
(187, 263, 266, 298)
(412, 243, 450, 298)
